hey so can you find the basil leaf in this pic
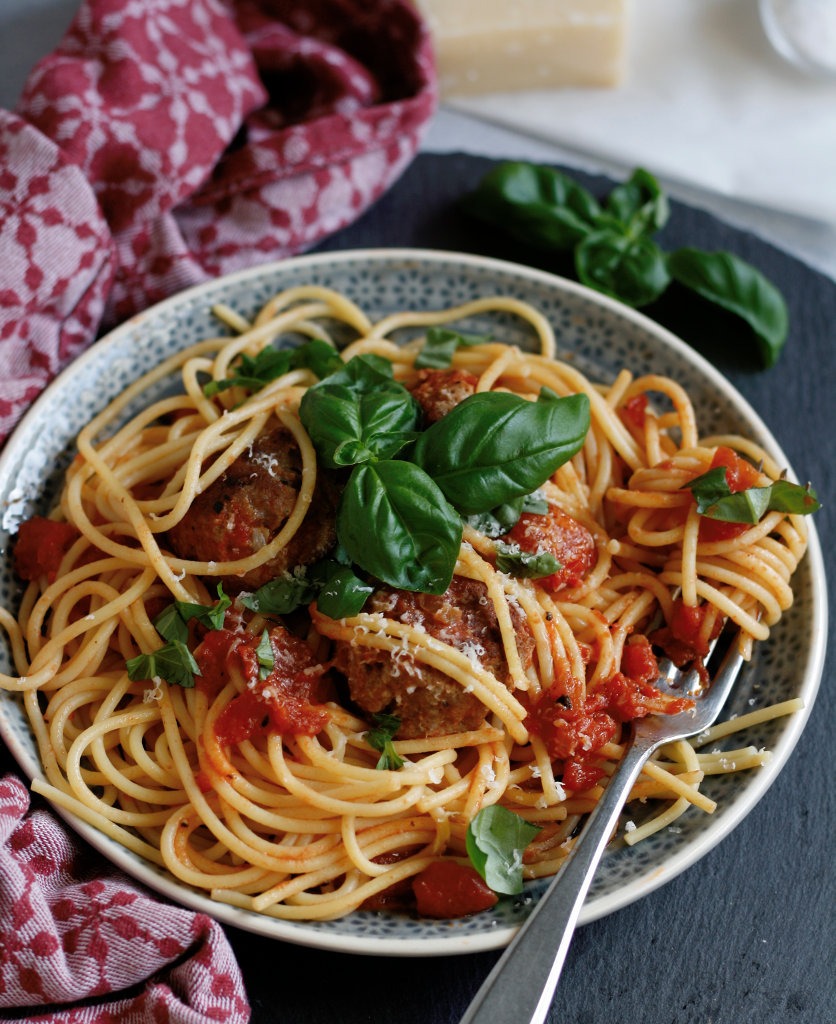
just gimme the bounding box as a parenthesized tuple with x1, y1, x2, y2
(686, 467, 734, 514)
(495, 543, 561, 579)
(575, 228, 671, 308)
(466, 805, 541, 895)
(239, 573, 318, 616)
(315, 565, 374, 619)
(464, 491, 549, 539)
(415, 326, 491, 370)
(298, 338, 345, 380)
(462, 161, 601, 250)
(365, 712, 404, 771)
(337, 461, 463, 594)
(153, 603, 189, 644)
(204, 347, 292, 396)
(300, 358, 421, 469)
(204, 339, 343, 397)
(154, 583, 231, 642)
(685, 469, 821, 523)
(465, 495, 526, 538)
(668, 248, 789, 368)
(126, 640, 200, 689)
(765, 479, 821, 515)
(605, 167, 669, 236)
(412, 390, 590, 516)
(256, 629, 274, 680)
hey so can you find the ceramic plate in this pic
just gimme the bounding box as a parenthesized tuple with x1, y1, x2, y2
(0, 249, 826, 956)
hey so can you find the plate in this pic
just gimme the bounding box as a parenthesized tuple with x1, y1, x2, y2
(0, 249, 826, 956)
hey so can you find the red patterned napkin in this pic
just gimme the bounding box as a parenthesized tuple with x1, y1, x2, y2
(0, 0, 436, 443)
(0, 776, 250, 1022)
(0, 1, 436, 1018)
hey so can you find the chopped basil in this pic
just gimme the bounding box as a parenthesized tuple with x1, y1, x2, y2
(685, 468, 820, 523)
(126, 640, 200, 689)
(466, 805, 541, 895)
(255, 630, 275, 680)
(495, 543, 561, 579)
(239, 574, 319, 617)
(127, 584, 230, 689)
(464, 491, 549, 539)
(365, 712, 404, 771)
(154, 582, 231, 644)
(414, 326, 491, 369)
(204, 338, 343, 397)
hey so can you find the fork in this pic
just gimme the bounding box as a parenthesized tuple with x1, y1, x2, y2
(459, 627, 746, 1024)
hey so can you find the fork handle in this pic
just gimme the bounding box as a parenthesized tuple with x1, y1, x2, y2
(460, 736, 657, 1024)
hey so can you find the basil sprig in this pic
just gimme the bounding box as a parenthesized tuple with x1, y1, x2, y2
(685, 467, 821, 523)
(299, 356, 590, 596)
(466, 805, 541, 895)
(299, 355, 421, 469)
(463, 162, 789, 367)
(126, 583, 231, 688)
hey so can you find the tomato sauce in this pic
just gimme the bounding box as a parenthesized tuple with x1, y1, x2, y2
(412, 861, 498, 918)
(502, 508, 596, 592)
(13, 516, 80, 582)
(195, 626, 329, 745)
(526, 636, 691, 791)
(650, 598, 722, 666)
(620, 394, 648, 431)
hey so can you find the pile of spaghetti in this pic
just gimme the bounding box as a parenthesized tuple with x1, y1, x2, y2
(0, 286, 816, 922)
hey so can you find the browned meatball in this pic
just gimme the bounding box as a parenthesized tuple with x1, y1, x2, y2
(409, 368, 478, 424)
(333, 577, 535, 738)
(167, 426, 339, 590)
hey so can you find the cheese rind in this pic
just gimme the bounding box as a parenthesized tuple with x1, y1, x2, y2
(416, 0, 629, 97)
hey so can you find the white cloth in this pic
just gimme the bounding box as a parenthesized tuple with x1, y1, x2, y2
(445, 0, 836, 225)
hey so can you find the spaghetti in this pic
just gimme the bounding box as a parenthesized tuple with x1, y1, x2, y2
(0, 285, 812, 921)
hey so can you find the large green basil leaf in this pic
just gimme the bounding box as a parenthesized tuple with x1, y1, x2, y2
(462, 161, 602, 251)
(337, 461, 462, 593)
(575, 228, 671, 308)
(667, 248, 789, 367)
(412, 390, 590, 515)
(299, 357, 420, 469)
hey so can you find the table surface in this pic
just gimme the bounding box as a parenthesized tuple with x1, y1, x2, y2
(2, 6, 835, 1024)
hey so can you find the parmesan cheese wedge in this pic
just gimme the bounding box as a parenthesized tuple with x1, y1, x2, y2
(415, 0, 629, 97)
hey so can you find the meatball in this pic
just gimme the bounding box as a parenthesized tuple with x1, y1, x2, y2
(334, 577, 535, 738)
(409, 368, 478, 424)
(167, 426, 339, 590)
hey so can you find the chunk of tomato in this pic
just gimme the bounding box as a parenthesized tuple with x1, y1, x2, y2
(14, 516, 80, 582)
(413, 860, 498, 918)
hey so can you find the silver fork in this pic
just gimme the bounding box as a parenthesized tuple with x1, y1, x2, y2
(460, 627, 746, 1024)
